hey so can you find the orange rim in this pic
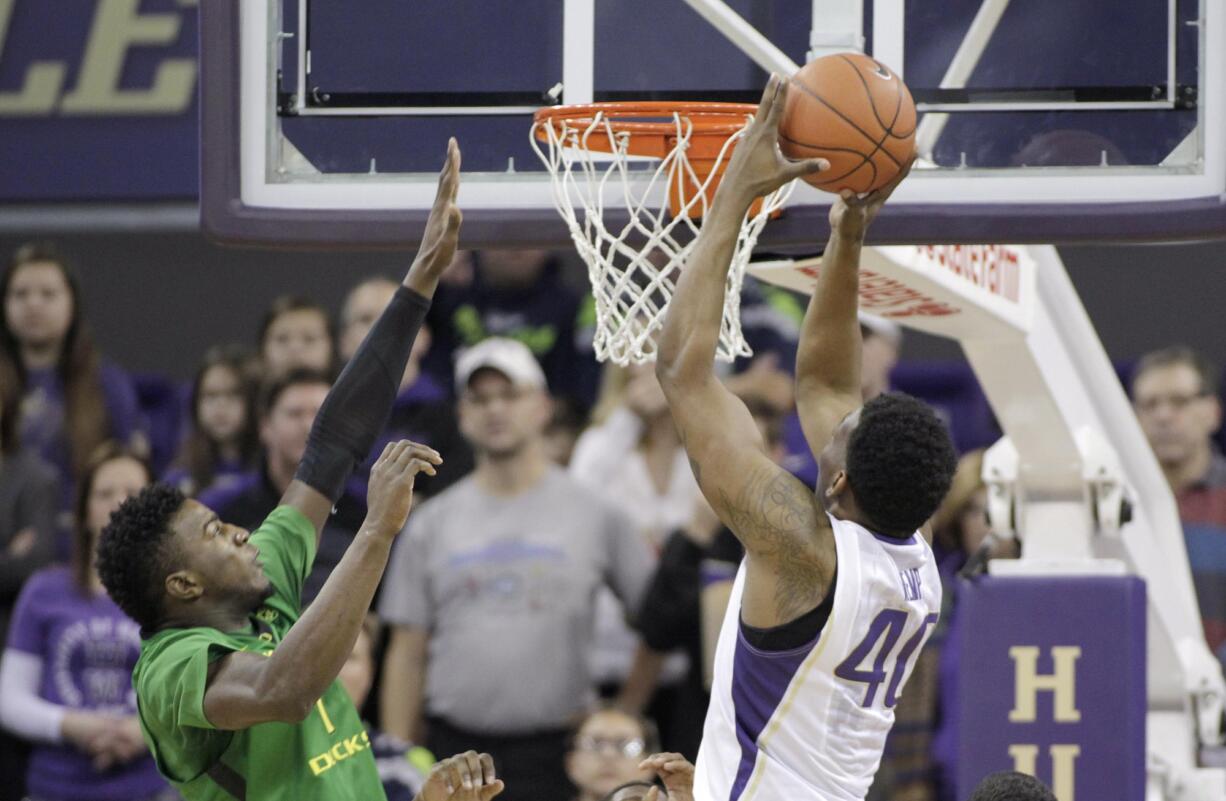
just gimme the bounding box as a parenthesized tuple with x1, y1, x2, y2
(533, 101, 757, 159)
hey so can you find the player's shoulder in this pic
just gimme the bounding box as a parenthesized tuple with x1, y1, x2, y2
(252, 504, 314, 537)
(135, 625, 240, 689)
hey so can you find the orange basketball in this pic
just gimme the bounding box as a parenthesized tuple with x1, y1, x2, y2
(779, 53, 917, 194)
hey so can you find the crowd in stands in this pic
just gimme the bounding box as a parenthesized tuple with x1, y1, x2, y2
(0, 240, 1221, 801)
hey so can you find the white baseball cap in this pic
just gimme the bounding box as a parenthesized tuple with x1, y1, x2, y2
(454, 337, 548, 393)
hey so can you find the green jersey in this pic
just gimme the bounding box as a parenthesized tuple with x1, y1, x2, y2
(133, 506, 386, 801)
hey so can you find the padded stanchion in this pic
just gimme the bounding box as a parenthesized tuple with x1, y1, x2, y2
(956, 575, 1146, 801)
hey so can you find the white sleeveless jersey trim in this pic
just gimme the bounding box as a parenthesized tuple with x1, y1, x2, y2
(694, 514, 942, 801)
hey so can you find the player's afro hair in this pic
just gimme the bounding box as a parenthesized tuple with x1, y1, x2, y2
(968, 771, 1057, 801)
(96, 483, 186, 633)
(845, 392, 958, 536)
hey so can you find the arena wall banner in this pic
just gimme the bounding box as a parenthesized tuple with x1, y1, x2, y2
(0, 0, 199, 202)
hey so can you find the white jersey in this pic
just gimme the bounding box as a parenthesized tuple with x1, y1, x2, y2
(694, 513, 942, 801)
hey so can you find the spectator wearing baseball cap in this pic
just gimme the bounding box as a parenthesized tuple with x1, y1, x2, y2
(378, 338, 655, 801)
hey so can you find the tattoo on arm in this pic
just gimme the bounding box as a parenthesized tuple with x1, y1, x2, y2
(715, 464, 831, 622)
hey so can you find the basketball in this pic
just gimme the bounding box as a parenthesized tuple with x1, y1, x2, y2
(779, 53, 917, 194)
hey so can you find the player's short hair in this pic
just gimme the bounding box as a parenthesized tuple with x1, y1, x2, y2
(1132, 345, 1219, 396)
(96, 483, 187, 634)
(845, 392, 958, 536)
(968, 771, 1057, 801)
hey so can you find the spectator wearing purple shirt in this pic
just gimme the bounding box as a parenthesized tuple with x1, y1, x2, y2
(163, 344, 261, 498)
(0, 243, 141, 521)
(0, 443, 172, 801)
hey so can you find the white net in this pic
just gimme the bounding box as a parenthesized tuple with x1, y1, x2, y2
(530, 108, 794, 365)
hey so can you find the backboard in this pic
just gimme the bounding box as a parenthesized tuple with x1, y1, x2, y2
(201, 0, 1226, 248)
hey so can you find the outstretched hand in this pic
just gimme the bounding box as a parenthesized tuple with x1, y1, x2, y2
(365, 439, 442, 539)
(407, 138, 464, 291)
(719, 74, 830, 205)
(640, 752, 696, 801)
(415, 752, 505, 801)
(827, 156, 914, 237)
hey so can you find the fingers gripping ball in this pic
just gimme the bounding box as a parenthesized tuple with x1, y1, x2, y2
(779, 53, 916, 194)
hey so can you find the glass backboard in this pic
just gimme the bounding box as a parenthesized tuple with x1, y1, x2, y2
(200, 0, 1225, 247)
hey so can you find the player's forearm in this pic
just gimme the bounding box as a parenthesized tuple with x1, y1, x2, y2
(402, 257, 447, 299)
(257, 530, 393, 717)
(402, 139, 461, 298)
(656, 186, 755, 385)
(795, 221, 864, 398)
(296, 287, 430, 502)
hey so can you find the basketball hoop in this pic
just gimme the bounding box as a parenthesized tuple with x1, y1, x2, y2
(530, 102, 794, 366)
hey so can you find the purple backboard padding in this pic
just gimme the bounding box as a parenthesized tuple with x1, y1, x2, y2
(199, 1, 1226, 248)
(955, 575, 1147, 801)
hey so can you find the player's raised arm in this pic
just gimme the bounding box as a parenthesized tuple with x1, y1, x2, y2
(202, 440, 436, 729)
(656, 75, 834, 628)
(794, 162, 911, 459)
(281, 139, 463, 540)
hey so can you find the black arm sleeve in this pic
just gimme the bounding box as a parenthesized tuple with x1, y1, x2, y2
(295, 286, 431, 502)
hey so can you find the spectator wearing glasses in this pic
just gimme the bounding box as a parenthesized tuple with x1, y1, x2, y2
(1131, 346, 1226, 667)
(565, 707, 659, 801)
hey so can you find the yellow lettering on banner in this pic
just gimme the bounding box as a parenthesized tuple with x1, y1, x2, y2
(60, 0, 197, 115)
(1007, 743, 1038, 774)
(1008, 743, 1080, 801)
(0, 0, 65, 115)
(1050, 744, 1080, 801)
(1008, 646, 1081, 723)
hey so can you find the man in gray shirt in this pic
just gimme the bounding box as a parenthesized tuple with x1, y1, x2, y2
(379, 337, 653, 801)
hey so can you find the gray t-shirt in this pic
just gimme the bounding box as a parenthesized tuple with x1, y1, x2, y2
(379, 465, 653, 733)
